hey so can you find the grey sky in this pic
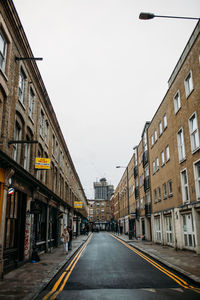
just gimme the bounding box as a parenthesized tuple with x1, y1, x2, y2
(14, 0, 200, 198)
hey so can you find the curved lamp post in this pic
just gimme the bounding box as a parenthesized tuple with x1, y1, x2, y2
(139, 12, 199, 21)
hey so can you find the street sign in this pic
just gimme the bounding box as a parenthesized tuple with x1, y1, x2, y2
(35, 158, 51, 169)
(74, 201, 83, 209)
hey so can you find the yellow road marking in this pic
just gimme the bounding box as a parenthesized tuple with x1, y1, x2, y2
(110, 234, 200, 294)
(42, 233, 93, 300)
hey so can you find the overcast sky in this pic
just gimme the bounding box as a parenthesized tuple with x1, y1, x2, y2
(14, 0, 200, 198)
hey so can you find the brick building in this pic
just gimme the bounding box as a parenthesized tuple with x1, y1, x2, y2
(113, 21, 200, 252)
(0, 0, 87, 277)
(149, 21, 200, 253)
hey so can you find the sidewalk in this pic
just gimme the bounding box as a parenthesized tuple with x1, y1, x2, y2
(0, 234, 90, 300)
(112, 233, 200, 285)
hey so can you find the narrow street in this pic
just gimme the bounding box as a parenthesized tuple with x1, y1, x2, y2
(38, 232, 200, 300)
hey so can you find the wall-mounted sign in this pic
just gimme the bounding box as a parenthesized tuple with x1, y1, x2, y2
(35, 158, 51, 169)
(74, 201, 83, 209)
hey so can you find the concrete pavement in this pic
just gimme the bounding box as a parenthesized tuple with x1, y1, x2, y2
(0, 234, 90, 300)
(112, 233, 200, 285)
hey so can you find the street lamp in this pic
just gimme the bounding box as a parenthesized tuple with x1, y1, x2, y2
(116, 166, 130, 237)
(139, 12, 200, 21)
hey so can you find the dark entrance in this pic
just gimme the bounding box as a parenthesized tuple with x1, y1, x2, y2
(3, 190, 27, 274)
(142, 218, 145, 239)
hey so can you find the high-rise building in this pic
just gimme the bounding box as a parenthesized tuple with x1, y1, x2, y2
(93, 178, 114, 200)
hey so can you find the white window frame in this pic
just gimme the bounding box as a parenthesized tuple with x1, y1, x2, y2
(154, 189, 157, 202)
(193, 159, 200, 200)
(188, 112, 200, 153)
(177, 127, 186, 162)
(163, 114, 167, 129)
(155, 217, 161, 242)
(0, 29, 7, 73)
(184, 70, 194, 98)
(180, 169, 190, 204)
(18, 68, 26, 106)
(151, 135, 154, 147)
(166, 145, 170, 162)
(159, 121, 163, 136)
(156, 157, 159, 171)
(28, 87, 35, 119)
(152, 161, 156, 174)
(161, 151, 165, 166)
(165, 216, 173, 245)
(158, 187, 161, 201)
(182, 213, 195, 249)
(154, 129, 157, 142)
(173, 90, 181, 114)
(163, 183, 167, 199)
(168, 180, 173, 197)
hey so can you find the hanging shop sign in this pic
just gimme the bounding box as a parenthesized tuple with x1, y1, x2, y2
(35, 158, 51, 169)
(74, 201, 83, 209)
(8, 187, 14, 195)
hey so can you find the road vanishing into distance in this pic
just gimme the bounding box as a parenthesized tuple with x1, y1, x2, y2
(38, 232, 200, 300)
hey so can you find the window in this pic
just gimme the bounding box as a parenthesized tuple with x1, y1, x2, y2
(159, 121, 163, 136)
(181, 169, 190, 203)
(154, 189, 157, 202)
(151, 135, 154, 147)
(154, 129, 157, 142)
(55, 141, 59, 161)
(194, 160, 200, 200)
(152, 161, 156, 174)
(140, 198, 143, 209)
(182, 214, 195, 248)
(177, 128, 186, 162)
(40, 110, 44, 137)
(0, 30, 7, 72)
(174, 90, 181, 114)
(189, 112, 199, 152)
(52, 134, 55, 155)
(158, 187, 161, 201)
(156, 157, 159, 171)
(184, 71, 194, 98)
(24, 129, 33, 172)
(163, 114, 167, 129)
(165, 216, 173, 245)
(163, 183, 167, 199)
(28, 87, 35, 119)
(18, 69, 26, 105)
(161, 151, 165, 165)
(166, 145, 170, 162)
(44, 120, 49, 145)
(13, 120, 22, 163)
(155, 217, 161, 242)
(168, 180, 173, 196)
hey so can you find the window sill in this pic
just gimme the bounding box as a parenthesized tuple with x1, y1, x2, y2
(179, 158, 186, 164)
(168, 193, 173, 198)
(191, 146, 200, 155)
(28, 115, 34, 125)
(18, 99, 26, 110)
(186, 88, 194, 99)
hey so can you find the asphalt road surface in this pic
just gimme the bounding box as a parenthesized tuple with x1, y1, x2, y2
(38, 232, 200, 300)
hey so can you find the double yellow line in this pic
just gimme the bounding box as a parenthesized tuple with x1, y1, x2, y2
(43, 233, 94, 300)
(111, 234, 200, 294)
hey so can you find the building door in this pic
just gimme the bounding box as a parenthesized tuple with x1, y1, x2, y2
(165, 215, 173, 245)
(182, 213, 195, 249)
(4, 190, 27, 273)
